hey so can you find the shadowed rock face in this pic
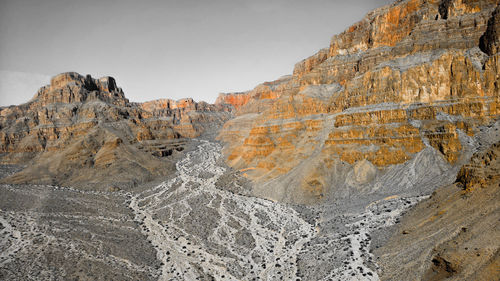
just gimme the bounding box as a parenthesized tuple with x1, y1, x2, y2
(218, 0, 500, 204)
(480, 4, 500, 55)
(0, 72, 231, 190)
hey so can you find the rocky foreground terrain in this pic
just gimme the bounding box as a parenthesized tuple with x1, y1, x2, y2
(0, 137, 434, 280)
(375, 134, 500, 280)
(1, 0, 499, 280)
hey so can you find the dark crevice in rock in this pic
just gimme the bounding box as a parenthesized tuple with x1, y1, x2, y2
(439, 0, 453, 20)
(479, 5, 500, 56)
(426, 255, 458, 280)
(83, 74, 99, 91)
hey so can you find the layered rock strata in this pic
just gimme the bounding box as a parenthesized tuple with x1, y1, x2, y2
(215, 92, 252, 110)
(0, 72, 230, 189)
(218, 0, 500, 204)
(215, 75, 292, 114)
(139, 98, 231, 138)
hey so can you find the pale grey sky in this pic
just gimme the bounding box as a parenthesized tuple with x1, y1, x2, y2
(0, 0, 393, 106)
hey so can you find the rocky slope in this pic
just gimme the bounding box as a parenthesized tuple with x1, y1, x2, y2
(218, 0, 500, 204)
(0, 72, 231, 189)
(374, 137, 500, 281)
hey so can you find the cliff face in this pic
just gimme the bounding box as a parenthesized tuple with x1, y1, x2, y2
(139, 98, 231, 137)
(0, 72, 230, 189)
(215, 92, 252, 110)
(215, 75, 292, 114)
(218, 0, 500, 204)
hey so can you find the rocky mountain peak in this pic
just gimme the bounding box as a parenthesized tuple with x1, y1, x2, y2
(0, 71, 231, 189)
(47, 72, 119, 93)
(30, 72, 127, 107)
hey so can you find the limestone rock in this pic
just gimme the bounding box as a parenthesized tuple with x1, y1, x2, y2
(218, 0, 500, 203)
(216, 75, 292, 115)
(456, 140, 500, 191)
(139, 98, 232, 138)
(0, 72, 230, 189)
(215, 92, 252, 110)
(480, 4, 500, 55)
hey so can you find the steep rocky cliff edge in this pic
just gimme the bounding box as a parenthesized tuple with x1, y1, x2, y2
(217, 0, 500, 204)
(0, 72, 231, 189)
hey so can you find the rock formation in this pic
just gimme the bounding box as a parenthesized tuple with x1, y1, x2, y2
(374, 138, 500, 281)
(215, 75, 292, 114)
(139, 98, 231, 138)
(0, 72, 231, 189)
(218, 0, 500, 204)
(215, 92, 252, 110)
(0, 1, 499, 280)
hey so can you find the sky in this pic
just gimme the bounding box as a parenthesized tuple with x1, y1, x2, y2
(0, 0, 393, 106)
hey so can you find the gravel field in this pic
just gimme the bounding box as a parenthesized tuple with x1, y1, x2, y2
(0, 138, 431, 280)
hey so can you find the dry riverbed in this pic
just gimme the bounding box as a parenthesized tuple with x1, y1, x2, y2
(1, 140, 428, 280)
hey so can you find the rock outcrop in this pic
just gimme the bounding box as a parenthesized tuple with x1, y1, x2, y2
(0, 72, 230, 189)
(215, 92, 252, 110)
(374, 138, 500, 281)
(139, 98, 231, 138)
(218, 0, 500, 204)
(215, 75, 292, 114)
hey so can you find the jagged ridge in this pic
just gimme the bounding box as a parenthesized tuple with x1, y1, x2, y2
(0, 72, 231, 189)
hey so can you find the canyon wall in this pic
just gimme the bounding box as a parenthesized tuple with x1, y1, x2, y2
(218, 0, 500, 204)
(139, 98, 231, 138)
(0, 72, 231, 189)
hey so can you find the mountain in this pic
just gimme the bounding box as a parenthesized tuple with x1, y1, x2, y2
(0, 1, 499, 280)
(0, 72, 231, 189)
(374, 139, 500, 280)
(214, 0, 500, 279)
(217, 0, 500, 204)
